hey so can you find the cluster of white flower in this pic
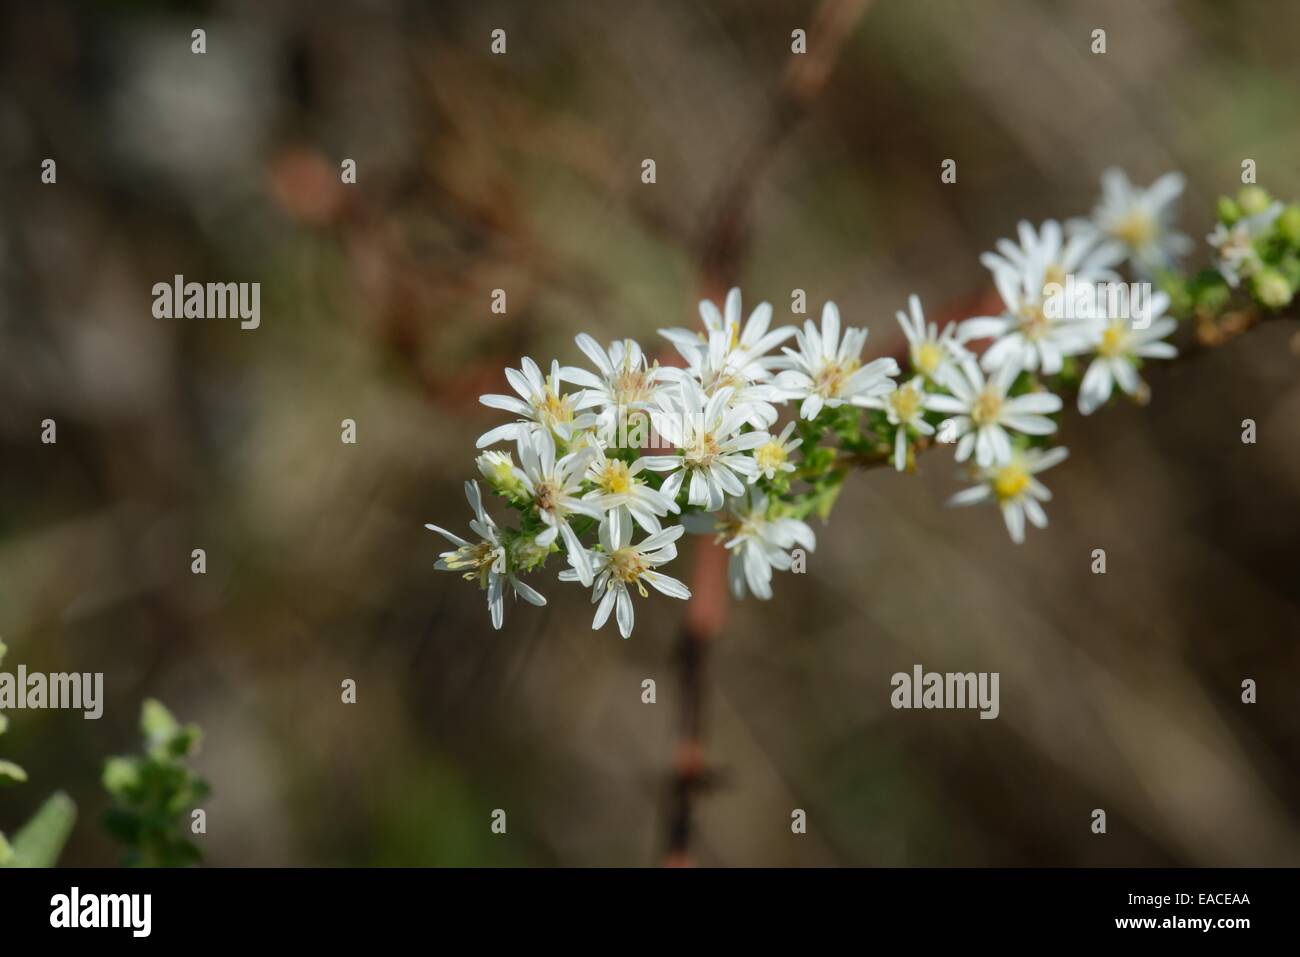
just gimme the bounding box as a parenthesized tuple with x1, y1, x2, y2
(428, 168, 1193, 632)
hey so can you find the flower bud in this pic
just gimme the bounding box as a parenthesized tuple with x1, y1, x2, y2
(1252, 268, 1292, 310)
(476, 450, 526, 499)
(1278, 205, 1300, 245)
(1216, 196, 1242, 226)
(1237, 185, 1272, 217)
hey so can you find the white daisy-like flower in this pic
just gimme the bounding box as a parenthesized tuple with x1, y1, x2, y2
(564, 335, 669, 446)
(581, 445, 678, 541)
(773, 302, 900, 420)
(1206, 201, 1284, 288)
(660, 289, 796, 429)
(981, 218, 1124, 290)
(860, 377, 939, 472)
(659, 288, 795, 380)
(509, 430, 603, 586)
(1076, 292, 1177, 415)
(958, 260, 1091, 377)
(659, 330, 789, 429)
(925, 358, 1062, 467)
(424, 481, 546, 629)
(896, 294, 966, 383)
(641, 379, 768, 511)
(687, 490, 816, 601)
(948, 447, 1069, 544)
(477, 357, 601, 449)
(560, 517, 690, 639)
(751, 420, 802, 480)
(1070, 169, 1192, 277)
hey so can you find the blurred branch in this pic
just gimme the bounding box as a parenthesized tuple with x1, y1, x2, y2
(665, 0, 874, 867)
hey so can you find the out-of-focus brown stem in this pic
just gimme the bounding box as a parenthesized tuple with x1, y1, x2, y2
(663, 0, 874, 867)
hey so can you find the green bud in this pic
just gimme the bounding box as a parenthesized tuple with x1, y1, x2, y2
(1238, 185, 1272, 217)
(1251, 268, 1292, 310)
(1216, 196, 1242, 226)
(1278, 205, 1300, 246)
(476, 450, 527, 501)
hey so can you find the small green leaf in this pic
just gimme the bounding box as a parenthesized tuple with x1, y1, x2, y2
(0, 760, 27, 785)
(6, 792, 77, 867)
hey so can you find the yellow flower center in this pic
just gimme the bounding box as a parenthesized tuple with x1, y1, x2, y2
(914, 341, 944, 377)
(1043, 262, 1066, 290)
(443, 542, 500, 588)
(1018, 303, 1050, 340)
(755, 440, 788, 473)
(609, 547, 650, 596)
(814, 358, 860, 397)
(599, 460, 634, 495)
(970, 388, 1003, 426)
(540, 386, 574, 428)
(993, 463, 1031, 502)
(1098, 322, 1129, 358)
(889, 385, 922, 422)
(1112, 210, 1155, 248)
(685, 432, 722, 466)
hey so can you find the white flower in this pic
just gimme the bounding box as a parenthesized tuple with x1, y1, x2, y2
(1070, 169, 1192, 277)
(477, 357, 600, 448)
(509, 431, 603, 586)
(641, 379, 768, 511)
(687, 490, 816, 600)
(896, 294, 966, 383)
(560, 517, 690, 638)
(773, 302, 900, 419)
(660, 289, 795, 429)
(425, 481, 546, 629)
(660, 288, 795, 381)
(981, 218, 1123, 290)
(581, 445, 678, 541)
(925, 358, 1062, 467)
(1206, 202, 1284, 287)
(948, 447, 1069, 544)
(859, 377, 938, 472)
(752, 421, 802, 480)
(1076, 292, 1177, 415)
(564, 335, 669, 446)
(958, 260, 1092, 377)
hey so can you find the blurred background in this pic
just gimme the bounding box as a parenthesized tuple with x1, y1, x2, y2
(1, 0, 1298, 866)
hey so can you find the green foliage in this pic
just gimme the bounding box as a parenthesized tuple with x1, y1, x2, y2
(103, 699, 210, 867)
(0, 640, 77, 867)
(0, 793, 78, 868)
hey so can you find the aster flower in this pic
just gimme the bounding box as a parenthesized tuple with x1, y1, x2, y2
(860, 377, 939, 472)
(641, 379, 768, 511)
(564, 335, 668, 447)
(1206, 201, 1284, 287)
(425, 481, 546, 629)
(509, 431, 603, 586)
(688, 490, 816, 600)
(559, 517, 690, 639)
(581, 445, 678, 541)
(773, 302, 900, 420)
(1076, 292, 1178, 415)
(925, 358, 1062, 467)
(659, 287, 795, 380)
(958, 260, 1091, 377)
(477, 357, 601, 449)
(1070, 169, 1192, 277)
(752, 421, 802, 480)
(981, 218, 1123, 291)
(948, 447, 1069, 544)
(896, 294, 966, 384)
